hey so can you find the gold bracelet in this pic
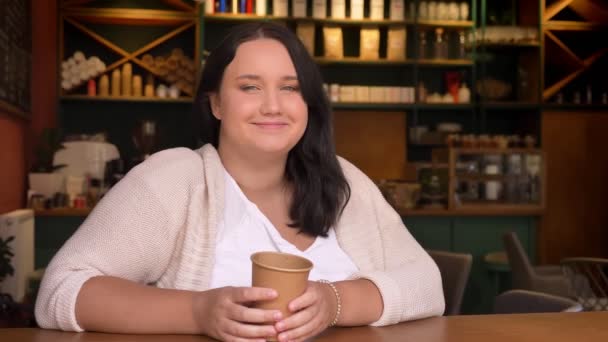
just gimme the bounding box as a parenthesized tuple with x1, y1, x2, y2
(318, 279, 341, 327)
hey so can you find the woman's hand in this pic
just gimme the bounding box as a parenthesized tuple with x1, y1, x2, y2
(195, 286, 283, 342)
(273, 281, 337, 342)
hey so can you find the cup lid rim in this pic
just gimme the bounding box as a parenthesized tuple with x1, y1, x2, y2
(250, 251, 314, 272)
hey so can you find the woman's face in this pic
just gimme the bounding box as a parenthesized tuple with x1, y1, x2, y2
(210, 38, 308, 157)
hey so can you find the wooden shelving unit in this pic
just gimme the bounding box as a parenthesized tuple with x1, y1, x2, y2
(203, 13, 288, 22)
(60, 94, 194, 103)
(475, 42, 541, 49)
(445, 148, 546, 212)
(331, 103, 415, 111)
(542, 1, 608, 102)
(62, 7, 196, 25)
(314, 57, 415, 65)
(416, 103, 474, 110)
(60, 1, 200, 98)
(417, 59, 474, 66)
(203, 13, 414, 26)
(400, 206, 544, 216)
(417, 19, 475, 28)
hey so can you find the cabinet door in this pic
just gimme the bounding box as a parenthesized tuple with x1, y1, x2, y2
(453, 216, 536, 314)
(404, 217, 452, 251)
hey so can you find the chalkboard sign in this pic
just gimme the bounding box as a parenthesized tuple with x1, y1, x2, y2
(0, 0, 31, 118)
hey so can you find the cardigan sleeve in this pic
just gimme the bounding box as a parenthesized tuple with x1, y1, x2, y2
(347, 173, 445, 326)
(34, 148, 201, 332)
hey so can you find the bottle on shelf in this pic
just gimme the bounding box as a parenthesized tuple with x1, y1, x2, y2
(586, 85, 593, 104)
(111, 69, 121, 97)
(573, 91, 581, 104)
(98, 75, 109, 96)
(256, 0, 267, 15)
(419, 30, 428, 59)
(122, 63, 132, 97)
(87, 79, 96, 96)
(457, 30, 467, 59)
(132, 75, 143, 97)
(418, 82, 428, 103)
(517, 67, 530, 102)
(313, 0, 326, 19)
(351, 0, 364, 19)
(458, 82, 471, 103)
(433, 28, 448, 59)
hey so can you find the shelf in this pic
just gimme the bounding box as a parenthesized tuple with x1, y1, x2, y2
(475, 42, 541, 49)
(306, 17, 412, 26)
(452, 148, 542, 155)
(332, 103, 414, 111)
(60, 95, 194, 103)
(544, 21, 608, 31)
(203, 13, 288, 22)
(35, 208, 92, 217)
(203, 14, 413, 26)
(542, 103, 608, 111)
(314, 57, 415, 65)
(417, 19, 475, 28)
(456, 174, 518, 181)
(417, 103, 474, 110)
(332, 103, 476, 110)
(417, 59, 474, 66)
(399, 205, 544, 216)
(63, 8, 197, 25)
(409, 142, 446, 147)
(481, 102, 540, 110)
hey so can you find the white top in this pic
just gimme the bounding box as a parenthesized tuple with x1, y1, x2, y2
(209, 170, 359, 289)
(35, 145, 444, 332)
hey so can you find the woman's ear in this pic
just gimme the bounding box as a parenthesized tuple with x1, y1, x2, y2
(208, 93, 222, 120)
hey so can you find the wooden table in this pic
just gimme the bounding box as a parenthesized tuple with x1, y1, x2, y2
(2, 312, 607, 341)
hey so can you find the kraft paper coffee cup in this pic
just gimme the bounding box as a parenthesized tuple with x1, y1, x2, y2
(251, 251, 313, 319)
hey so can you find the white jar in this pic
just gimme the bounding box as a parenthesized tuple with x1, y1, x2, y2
(329, 84, 340, 102)
(485, 164, 501, 201)
(448, 2, 460, 20)
(437, 2, 448, 20)
(419, 1, 429, 19)
(458, 83, 471, 103)
(428, 1, 438, 19)
(459, 2, 469, 20)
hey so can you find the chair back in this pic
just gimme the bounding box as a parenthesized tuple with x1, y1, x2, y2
(428, 250, 473, 315)
(503, 231, 535, 289)
(561, 257, 608, 311)
(494, 289, 583, 314)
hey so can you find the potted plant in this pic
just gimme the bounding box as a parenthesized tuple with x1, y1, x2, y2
(0, 236, 34, 328)
(0, 236, 16, 327)
(28, 128, 67, 199)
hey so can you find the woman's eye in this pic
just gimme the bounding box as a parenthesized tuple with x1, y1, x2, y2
(240, 85, 259, 91)
(282, 85, 300, 92)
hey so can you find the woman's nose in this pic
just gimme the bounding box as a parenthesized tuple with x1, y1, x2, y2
(260, 89, 281, 115)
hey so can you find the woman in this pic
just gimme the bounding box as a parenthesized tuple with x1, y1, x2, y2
(35, 22, 444, 342)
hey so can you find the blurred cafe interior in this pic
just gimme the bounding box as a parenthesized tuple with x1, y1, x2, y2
(1, 0, 607, 329)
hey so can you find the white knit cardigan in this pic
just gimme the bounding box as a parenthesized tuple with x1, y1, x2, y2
(35, 144, 445, 331)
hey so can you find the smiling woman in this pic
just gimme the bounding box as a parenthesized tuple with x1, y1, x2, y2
(209, 39, 309, 163)
(34, 22, 444, 342)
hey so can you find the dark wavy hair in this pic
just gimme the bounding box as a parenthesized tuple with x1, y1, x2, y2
(191, 22, 350, 237)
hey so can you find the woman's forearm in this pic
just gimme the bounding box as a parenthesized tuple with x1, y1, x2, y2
(333, 279, 383, 326)
(76, 276, 202, 334)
